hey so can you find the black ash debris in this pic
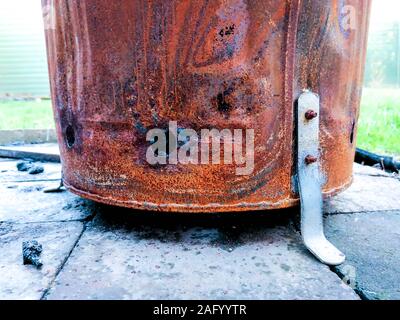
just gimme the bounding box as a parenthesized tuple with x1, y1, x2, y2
(22, 240, 43, 268)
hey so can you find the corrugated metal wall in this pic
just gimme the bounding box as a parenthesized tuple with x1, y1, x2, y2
(0, 0, 50, 97)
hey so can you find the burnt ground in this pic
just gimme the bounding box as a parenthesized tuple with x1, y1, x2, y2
(0, 144, 400, 300)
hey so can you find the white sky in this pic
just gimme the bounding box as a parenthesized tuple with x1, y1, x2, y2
(370, 0, 400, 27)
(0, 0, 44, 35)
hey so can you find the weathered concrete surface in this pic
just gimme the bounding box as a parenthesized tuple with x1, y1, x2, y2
(326, 211, 400, 300)
(353, 163, 394, 178)
(45, 211, 358, 300)
(0, 159, 96, 223)
(0, 181, 96, 223)
(0, 221, 83, 300)
(0, 143, 59, 156)
(1, 151, 399, 300)
(324, 164, 400, 214)
(0, 160, 61, 183)
(0, 143, 60, 163)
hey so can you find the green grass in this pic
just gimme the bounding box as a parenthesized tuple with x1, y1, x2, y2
(0, 89, 399, 156)
(358, 88, 400, 156)
(0, 99, 54, 130)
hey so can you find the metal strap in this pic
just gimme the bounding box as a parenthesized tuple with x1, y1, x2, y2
(297, 90, 345, 266)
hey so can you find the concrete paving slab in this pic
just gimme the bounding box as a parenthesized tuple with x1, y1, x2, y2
(0, 181, 97, 223)
(0, 143, 59, 156)
(353, 163, 393, 178)
(1, 143, 398, 300)
(45, 211, 358, 300)
(326, 211, 400, 300)
(0, 143, 60, 163)
(324, 164, 400, 214)
(0, 160, 61, 182)
(0, 221, 83, 300)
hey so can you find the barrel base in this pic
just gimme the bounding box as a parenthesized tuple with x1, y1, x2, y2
(63, 177, 353, 213)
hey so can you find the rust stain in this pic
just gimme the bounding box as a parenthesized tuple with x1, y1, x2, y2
(42, 0, 371, 213)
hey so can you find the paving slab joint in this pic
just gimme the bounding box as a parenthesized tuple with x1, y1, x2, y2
(329, 266, 368, 301)
(40, 221, 89, 300)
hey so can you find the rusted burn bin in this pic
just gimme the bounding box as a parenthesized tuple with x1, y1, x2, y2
(42, 0, 371, 213)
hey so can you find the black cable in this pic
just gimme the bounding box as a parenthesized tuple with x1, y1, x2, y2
(355, 148, 400, 173)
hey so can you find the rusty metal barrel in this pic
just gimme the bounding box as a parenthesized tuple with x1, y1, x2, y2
(42, 0, 371, 212)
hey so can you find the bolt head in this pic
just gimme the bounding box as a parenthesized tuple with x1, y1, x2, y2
(305, 110, 318, 120)
(305, 155, 318, 165)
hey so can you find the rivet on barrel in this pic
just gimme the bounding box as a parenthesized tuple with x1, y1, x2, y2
(305, 155, 318, 165)
(305, 110, 318, 120)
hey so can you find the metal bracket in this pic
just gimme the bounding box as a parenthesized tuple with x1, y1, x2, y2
(297, 90, 345, 266)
